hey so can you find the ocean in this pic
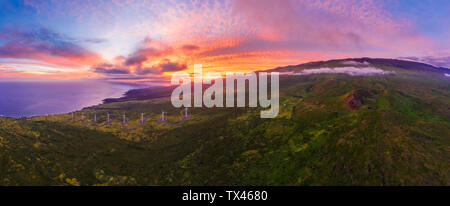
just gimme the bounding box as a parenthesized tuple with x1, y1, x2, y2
(0, 80, 137, 117)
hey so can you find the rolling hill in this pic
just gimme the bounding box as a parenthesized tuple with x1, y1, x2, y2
(0, 58, 449, 185)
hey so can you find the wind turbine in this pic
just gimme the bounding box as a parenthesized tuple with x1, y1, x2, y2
(160, 110, 166, 122)
(121, 112, 126, 128)
(140, 113, 145, 125)
(184, 107, 191, 118)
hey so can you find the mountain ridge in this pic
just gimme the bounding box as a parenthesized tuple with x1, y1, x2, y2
(104, 57, 450, 104)
(269, 57, 450, 73)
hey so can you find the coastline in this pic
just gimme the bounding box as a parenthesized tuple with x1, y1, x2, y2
(102, 85, 176, 103)
(0, 80, 139, 118)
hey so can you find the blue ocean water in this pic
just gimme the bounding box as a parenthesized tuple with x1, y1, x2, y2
(0, 80, 136, 117)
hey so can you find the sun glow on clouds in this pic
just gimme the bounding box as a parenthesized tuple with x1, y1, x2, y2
(0, 0, 447, 81)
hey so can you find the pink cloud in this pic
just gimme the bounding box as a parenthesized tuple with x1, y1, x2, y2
(11, 0, 441, 79)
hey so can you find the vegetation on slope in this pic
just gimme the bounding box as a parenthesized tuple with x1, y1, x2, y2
(0, 58, 449, 185)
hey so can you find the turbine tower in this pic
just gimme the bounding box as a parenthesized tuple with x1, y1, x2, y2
(121, 113, 126, 128)
(140, 113, 144, 125)
(160, 111, 166, 122)
(184, 107, 191, 118)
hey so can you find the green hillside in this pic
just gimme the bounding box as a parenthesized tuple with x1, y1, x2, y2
(0, 58, 449, 185)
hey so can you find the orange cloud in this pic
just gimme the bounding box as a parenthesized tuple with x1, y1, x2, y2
(7, 0, 440, 80)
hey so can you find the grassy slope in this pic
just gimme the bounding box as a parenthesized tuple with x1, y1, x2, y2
(0, 69, 449, 185)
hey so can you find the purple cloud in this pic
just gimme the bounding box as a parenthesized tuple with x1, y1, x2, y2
(92, 63, 130, 74)
(159, 60, 187, 72)
(0, 27, 102, 66)
(182, 44, 200, 51)
(124, 37, 172, 67)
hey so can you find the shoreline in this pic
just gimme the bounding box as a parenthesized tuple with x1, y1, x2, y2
(0, 80, 141, 119)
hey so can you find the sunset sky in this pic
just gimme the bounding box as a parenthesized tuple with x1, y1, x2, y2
(0, 0, 449, 83)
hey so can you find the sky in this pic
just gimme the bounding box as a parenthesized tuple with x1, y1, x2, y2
(0, 0, 449, 83)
